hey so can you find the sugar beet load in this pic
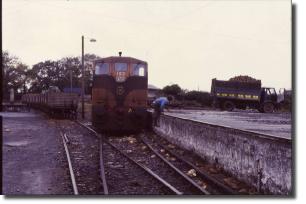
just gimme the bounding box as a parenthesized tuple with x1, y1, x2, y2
(211, 78, 277, 113)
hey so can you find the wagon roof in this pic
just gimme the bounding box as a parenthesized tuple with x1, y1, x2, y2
(94, 56, 147, 64)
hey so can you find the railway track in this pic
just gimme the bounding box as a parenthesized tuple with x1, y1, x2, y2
(107, 133, 237, 195)
(147, 132, 257, 194)
(77, 122, 179, 195)
(57, 121, 105, 195)
(99, 139, 109, 194)
(59, 120, 244, 195)
(108, 136, 208, 195)
(77, 121, 234, 195)
(140, 134, 238, 195)
(59, 130, 79, 195)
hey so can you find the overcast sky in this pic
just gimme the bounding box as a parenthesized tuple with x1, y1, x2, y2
(3, 0, 291, 91)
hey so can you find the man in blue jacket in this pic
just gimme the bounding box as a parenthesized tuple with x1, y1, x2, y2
(152, 96, 173, 126)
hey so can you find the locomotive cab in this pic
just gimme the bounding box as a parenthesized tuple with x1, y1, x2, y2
(92, 55, 148, 133)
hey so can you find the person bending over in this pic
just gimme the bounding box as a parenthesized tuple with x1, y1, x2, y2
(152, 96, 173, 126)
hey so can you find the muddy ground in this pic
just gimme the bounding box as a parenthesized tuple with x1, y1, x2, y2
(1, 111, 72, 195)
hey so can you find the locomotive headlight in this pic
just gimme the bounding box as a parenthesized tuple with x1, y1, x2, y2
(116, 86, 125, 95)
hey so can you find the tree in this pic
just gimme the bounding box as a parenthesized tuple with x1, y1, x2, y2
(162, 84, 182, 96)
(59, 57, 82, 90)
(28, 60, 62, 93)
(27, 54, 101, 94)
(184, 91, 212, 106)
(2, 51, 29, 100)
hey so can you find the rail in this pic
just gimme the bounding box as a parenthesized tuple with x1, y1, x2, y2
(76, 121, 109, 195)
(140, 137, 210, 195)
(60, 131, 79, 195)
(147, 136, 237, 194)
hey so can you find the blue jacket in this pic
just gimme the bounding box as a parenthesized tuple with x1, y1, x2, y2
(153, 97, 169, 111)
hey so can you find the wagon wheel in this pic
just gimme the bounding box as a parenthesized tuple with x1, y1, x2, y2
(263, 102, 274, 113)
(222, 101, 235, 111)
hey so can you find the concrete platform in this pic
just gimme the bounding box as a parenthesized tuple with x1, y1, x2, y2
(164, 109, 291, 139)
(153, 112, 292, 195)
(1, 111, 72, 195)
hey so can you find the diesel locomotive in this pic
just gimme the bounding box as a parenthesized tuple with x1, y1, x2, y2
(92, 53, 149, 133)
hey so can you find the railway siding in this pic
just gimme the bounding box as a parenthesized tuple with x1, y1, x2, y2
(108, 135, 206, 195)
(57, 120, 104, 195)
(153, 113, 292, 195)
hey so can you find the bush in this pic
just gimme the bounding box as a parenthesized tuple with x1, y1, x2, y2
(184, 91, 211, 106)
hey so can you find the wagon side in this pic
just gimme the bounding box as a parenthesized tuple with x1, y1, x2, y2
(47, 92, 79, 118)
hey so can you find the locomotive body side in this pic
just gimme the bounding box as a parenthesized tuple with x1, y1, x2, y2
(92, 56, 148, 133)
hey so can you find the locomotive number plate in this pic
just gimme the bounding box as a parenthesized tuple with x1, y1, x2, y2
(116, 71, 126, 82)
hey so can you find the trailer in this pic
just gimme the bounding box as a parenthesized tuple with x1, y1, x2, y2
(211, 78, 277, 113)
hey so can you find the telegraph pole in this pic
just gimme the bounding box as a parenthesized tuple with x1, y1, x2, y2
(81, 35, 85, 119)
(70, 69, 72, 93)
(81, 35, 96, 119)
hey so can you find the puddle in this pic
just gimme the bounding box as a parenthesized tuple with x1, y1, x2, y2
(22, 170, 47, 194)
(0, 112, 39, 118)
(5, 141, 31, 147)
(4, 128, 11, 132)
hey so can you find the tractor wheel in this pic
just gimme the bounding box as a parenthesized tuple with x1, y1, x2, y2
(222, 101, 235, 111)
(263, 102, 274, 113)
(281, 101, 291, 111)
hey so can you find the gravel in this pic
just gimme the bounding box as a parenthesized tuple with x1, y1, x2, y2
(102, 140, 174, 195)
(108, 134, 205, 195)
(57, 120, 104, 195)
(148, 132, 258, 194)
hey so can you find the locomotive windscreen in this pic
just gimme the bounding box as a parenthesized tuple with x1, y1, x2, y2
(95, 62, 110, 75)
(132, 64, 146, 76)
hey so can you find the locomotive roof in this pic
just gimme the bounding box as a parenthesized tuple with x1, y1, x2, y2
(94, 56, 147, 64)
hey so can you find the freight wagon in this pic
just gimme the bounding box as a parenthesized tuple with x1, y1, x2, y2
(211, 78, 277, 113)
(22, 87, 78, 118)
